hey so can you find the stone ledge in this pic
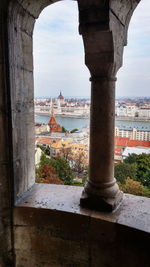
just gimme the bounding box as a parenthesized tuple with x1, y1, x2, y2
(14, 184, 150, 267)
(15, 183, 150, 233)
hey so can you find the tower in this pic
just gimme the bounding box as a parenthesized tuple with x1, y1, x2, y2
(58, 91, 65, 105)
(48, 103, 62, 133)
(58, 91, 64, 100)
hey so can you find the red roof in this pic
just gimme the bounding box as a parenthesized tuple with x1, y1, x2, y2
(114, 147, 122, 156)
(128, 140, 150, 147)
(35, 137, 61, 146)
(48, 115, 58, 126)
(114, 136, 129, 147)
(125, 104, 135, 106)
(115, 147, 122, 152)
(114, 136, 150, 148)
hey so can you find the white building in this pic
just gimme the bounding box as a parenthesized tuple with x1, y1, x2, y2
(115, 127, 150, 141)
(35, 147, 42, 166)
(138, 107, 150, 118)
(122, 147, 150, 159)
(116, 104, 137, 117)
(35, 124, 49, 135)
(34, 95, 90, 117)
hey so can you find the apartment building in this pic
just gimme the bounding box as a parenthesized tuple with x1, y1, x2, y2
(115, 127, 150, 141)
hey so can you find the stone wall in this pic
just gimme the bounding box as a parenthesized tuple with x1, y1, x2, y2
(0, 1, 146, 266)
(14, 185, 150, 267)
(0, 1, 14, 266)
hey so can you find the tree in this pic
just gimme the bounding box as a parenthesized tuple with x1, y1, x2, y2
(38, 144, 50, 156)
(124, 153, 150, 188)
(62, 126, 67, 133)
(36, 164, 63, 184)
(61, 144, 72, 160)
(135, 154, 150, 187)
(70, 150, 88, 173)
(120, 178, 150, 197)
(49, 157, 74, 185)
(39, 152, 51, 166)
(70, 128, 78, 133)
(115, 162, 137, 184)
(124, 153, 138, 164)
(37, 153, 74, 185)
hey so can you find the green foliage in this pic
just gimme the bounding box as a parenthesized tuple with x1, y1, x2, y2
(135, 154, 150, 187)
(39, 152, 51, 166)
(49, 157, 74, 185)
(37, 153, 74, 185)
(120, 178, 150, 197)
(62, 126, 67, 133)
(71, 181, 84, 186)
(124, 153, 138, 164)
(124, 153, 150, 188)
(70, 128, 78, 133)
(116, 153, 150, 197)
(38, 145, 50, 156)
(36, 164, 63, 184)
(115, 162, 137, 184)
(142, 186, 150, 198)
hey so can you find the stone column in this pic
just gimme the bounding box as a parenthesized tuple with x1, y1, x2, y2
(78, 31, 124, 212)
(78, 0, 141, 211)
(80, 75, 123, 211)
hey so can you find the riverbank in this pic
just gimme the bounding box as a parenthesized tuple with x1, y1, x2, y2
(35, 114, 89, 131)
(35, 114, 150, 132)
(115, 116, 150, 122)
(35, 112, 150, 121)
(35, 112, 89, 119)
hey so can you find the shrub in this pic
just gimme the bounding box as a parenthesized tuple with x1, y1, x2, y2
(36, 164, 63, 184)
(120, 178, 150, 197)
(115, 162, 137, 184)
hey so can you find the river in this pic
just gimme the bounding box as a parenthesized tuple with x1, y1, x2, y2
(35, 115, 150, 131)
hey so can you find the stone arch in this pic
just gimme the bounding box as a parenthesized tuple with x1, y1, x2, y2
(8, 0, 141, 208)
(8, 0, 77, 200)
(0, 1, 145, 265)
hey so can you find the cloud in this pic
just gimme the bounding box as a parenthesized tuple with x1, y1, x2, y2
(117, 0, 150, 97)
(33, 0, 150, 98)
(33, 1, 90, 97)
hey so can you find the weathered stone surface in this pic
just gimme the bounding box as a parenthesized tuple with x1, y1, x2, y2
(14, 185, 150, 267)
(14, 207, 90, 242)
(78, 0, 141, 210)
(0, 0, 145, 266)
(0, 5, 14, 267)
(17, 0, 55, 18)
(90, 222, 150, 267)
(14, 184, 150, 233)
(110, 0, 140, 25)
(15, 251, 89, 267)
(8, 4, 35, 199)
(14, 227, 89, 261)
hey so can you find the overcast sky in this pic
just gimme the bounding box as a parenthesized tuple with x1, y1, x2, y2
(33, 0, 150, 98)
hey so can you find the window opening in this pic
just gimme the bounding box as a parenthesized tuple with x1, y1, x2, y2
(114, 0, 150, 198)
(33, 1, 90, 187)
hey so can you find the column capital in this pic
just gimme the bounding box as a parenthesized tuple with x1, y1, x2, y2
(78, 0, 141, 74)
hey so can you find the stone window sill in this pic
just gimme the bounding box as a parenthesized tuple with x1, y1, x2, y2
(14, 183, 150, 233)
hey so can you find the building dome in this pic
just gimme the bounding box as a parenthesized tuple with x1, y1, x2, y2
(58, 91, 64, 100)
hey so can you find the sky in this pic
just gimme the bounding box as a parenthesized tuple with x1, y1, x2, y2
(33, 0, 150, 98)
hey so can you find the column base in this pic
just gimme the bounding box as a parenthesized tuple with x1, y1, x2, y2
(80, 190, 123, 212)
